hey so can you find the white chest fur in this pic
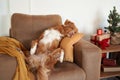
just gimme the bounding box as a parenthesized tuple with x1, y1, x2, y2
(40, 29, 63, 45)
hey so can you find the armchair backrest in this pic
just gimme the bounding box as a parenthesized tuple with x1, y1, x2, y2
(10, 13, 62, 50)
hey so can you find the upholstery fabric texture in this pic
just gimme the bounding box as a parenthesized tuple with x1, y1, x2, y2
(49, 62, 86, 80)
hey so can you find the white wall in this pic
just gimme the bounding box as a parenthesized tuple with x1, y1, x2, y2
(0, 0, 120, 38)
(0, 0, 30, 36)
(9, 0, 30, 14)
(0, 0, 9, 36)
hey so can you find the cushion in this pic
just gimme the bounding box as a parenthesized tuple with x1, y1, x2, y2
(10, 13, 62, 50)
(49, 62, 86, 80)
(60, 33, 84, 62)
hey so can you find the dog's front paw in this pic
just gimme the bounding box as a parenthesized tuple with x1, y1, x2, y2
(59, 49, 64, 63)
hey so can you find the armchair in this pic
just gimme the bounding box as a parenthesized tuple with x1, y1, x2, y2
(0, 13, 101, 80)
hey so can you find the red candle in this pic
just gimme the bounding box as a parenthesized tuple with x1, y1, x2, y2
(97, 29, 103, 35)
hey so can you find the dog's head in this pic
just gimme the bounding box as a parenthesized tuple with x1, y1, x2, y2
(63, 19, 78, 37)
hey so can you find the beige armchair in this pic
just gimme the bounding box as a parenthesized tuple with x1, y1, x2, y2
(0, 13, 101, 80)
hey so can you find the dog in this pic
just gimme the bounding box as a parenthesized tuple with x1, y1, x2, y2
(30, 19, 78, 55)
(27, 19, 78, 80)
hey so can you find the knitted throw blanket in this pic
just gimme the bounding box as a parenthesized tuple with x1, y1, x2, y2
(0, 37, 30, 80)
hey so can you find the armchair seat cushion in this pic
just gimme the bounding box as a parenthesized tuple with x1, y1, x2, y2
(49, 62, 86, 80)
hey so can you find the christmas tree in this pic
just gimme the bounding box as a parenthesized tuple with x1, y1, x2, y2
(105, 6, 120, 34)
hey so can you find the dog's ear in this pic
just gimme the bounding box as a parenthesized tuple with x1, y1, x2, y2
(37, 65, 49, 80)
(64, 19, 71, 25)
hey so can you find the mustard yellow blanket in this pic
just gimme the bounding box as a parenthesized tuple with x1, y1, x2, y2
(0, 37, 30, 80)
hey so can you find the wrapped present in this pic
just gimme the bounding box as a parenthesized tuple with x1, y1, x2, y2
(103, 58, 117, 66)
(96, 33, 110, 41)
(97, 33, 110, 49)
(90, 29, 110, 59)
(90, 28, 110, 49)
(90, 33, 110, 49)
(97, 38, 110, 49)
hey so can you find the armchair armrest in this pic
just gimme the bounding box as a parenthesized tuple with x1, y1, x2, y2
(74, 39, 101, 80)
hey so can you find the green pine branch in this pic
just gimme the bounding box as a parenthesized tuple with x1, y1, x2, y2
(105, 6, 120, 33)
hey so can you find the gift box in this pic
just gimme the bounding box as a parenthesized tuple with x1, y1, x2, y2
(96, 33, 110, 41)
(90, 31, 110, 59)
(90, 31, 110, 49)
(103, 58, 117, 66)
(97, 38, 110, 49)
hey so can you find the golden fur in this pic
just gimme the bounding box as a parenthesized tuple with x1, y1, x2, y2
(27, 20, 78, 80)
(27, 48, 63, 80)
(30, 20, 78, 55)
(63, 19, 78, 37)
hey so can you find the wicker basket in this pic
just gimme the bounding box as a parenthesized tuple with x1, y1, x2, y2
(110, 32, 120, 45)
